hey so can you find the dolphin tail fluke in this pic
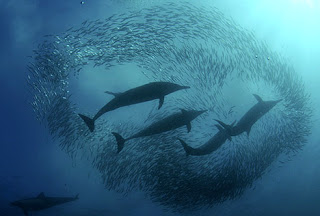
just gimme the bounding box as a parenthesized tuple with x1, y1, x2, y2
(105, 91, 121, 97)
(216, 124, 232, 141)
(112, 132, 126, 153)
(178, 138, 193, 156)
(215, 119, 234, 134)
(215, 119, 229, 129)
(78, 114, 95, 132)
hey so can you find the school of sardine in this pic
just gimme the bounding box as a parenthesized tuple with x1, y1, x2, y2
(26, 2, 312, 212)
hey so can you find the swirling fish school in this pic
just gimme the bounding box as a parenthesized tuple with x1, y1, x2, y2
(27, 2, 312, 212)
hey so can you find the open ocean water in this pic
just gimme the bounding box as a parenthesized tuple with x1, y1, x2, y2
(1, 0, 320, 215)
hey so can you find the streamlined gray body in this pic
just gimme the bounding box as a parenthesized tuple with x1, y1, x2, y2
(11, 192, 79, 216)
(79, 82, 190, 132)
(216, 94, 282, 136)
(178, 124, 234, 156)
(112, 109, 206, 153)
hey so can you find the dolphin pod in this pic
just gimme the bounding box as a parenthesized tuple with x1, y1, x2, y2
(112, 109, 207, 153)
(179, 94, 282, 156)
(27, 2, 311, 210)
(80, 86, 282, 156)
(78, 81, 190, 132)
(11, 192, 79, 216)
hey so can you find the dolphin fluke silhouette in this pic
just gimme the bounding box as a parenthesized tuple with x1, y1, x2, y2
(215, 124, 233, 141)
(104, 91, 121, 97)
(78, 114, 95, 132)
(214, 120, 236, 137)
(112, 132, 126, 153)
(178, 138, 194, 156)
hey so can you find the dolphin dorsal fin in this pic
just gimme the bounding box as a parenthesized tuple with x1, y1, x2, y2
(37, 192, 45, 199)
(180, 109, 187, 115)
(104, 91, 121, 97)
(253, 94, 263, 103)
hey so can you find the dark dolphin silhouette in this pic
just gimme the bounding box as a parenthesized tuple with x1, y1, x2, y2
(216, 94, 282, 136)
(178, 122, 235, 156)
(112, 109, 207, 153)
(78, 81, 190, 132)
(11, 192, 79, 216)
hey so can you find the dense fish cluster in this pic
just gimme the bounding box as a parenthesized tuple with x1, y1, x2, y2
(27, 2, 312, 212)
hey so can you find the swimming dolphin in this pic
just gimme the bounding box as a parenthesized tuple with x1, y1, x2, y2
(216, 94, 282, 136)
(178, 122, 235, 156)
(11, 192, 79, 216)
(78, 82, 190, 132)
(112, 109, 207, 153)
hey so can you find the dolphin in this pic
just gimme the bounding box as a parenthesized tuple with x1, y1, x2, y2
(11, 192, 79, 216)
(178, 122, 235, 156)
(216, 94, 282, 136)
(112, 109, 207, 153)
(78, 81, 190, 132)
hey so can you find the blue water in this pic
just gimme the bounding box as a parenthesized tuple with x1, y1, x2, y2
(1, 0, 320, 215)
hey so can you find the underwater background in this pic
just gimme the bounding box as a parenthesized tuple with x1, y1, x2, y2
(1, 0, 319, 215)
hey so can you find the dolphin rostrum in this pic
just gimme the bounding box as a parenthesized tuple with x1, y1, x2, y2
(216, 94, 282, 136)
(78, 81, 190, 132)
(178, 122, 235, 156)
(112, 109, 207, 153)
(11, 192, 79, 216)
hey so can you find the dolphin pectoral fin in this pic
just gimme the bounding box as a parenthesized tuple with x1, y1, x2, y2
(186, 122, 191, 133)
(104, 91, 121, 97)
(112, 132, 126, 153)
(253, 94, 263, 103)
(158, 96, 164, 109)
